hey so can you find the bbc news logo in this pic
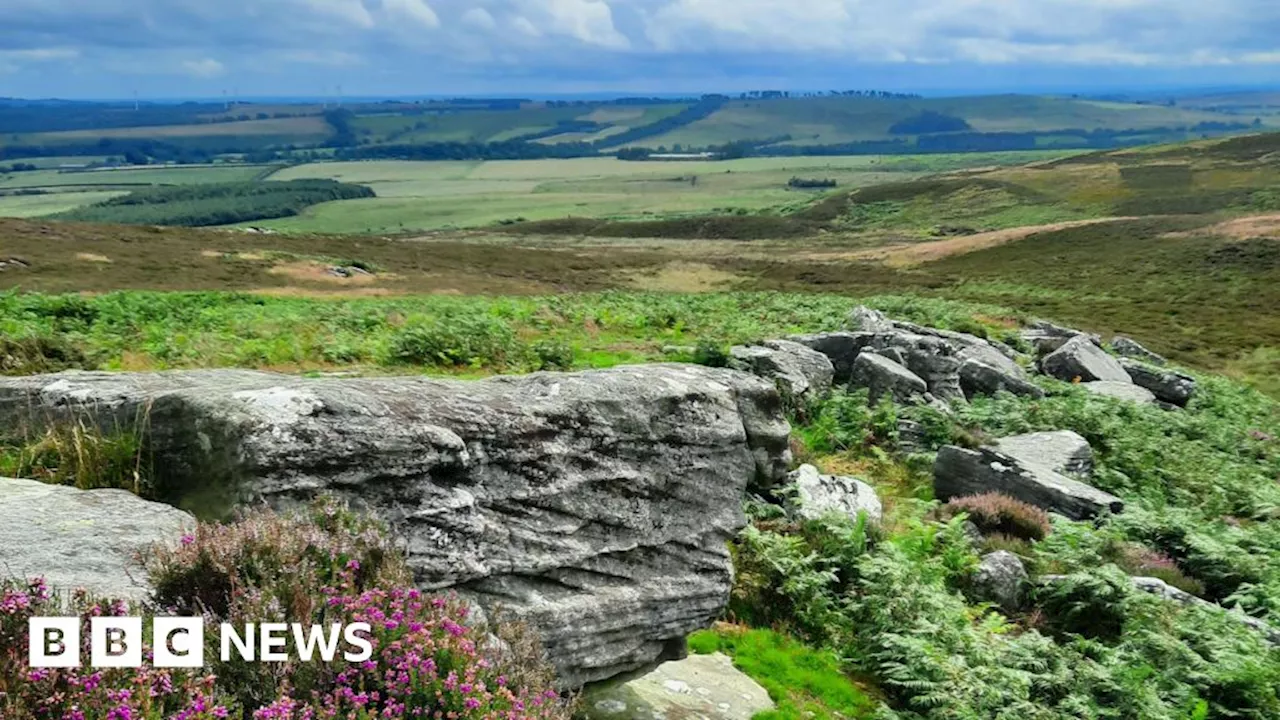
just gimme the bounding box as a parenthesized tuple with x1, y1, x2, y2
(28, 618, 374, 668)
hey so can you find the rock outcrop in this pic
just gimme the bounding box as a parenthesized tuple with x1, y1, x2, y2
(1041, 336, 1130, 384)
(851, 352, 928, 404)
(1083, 381, 1158, 405)
(0, 477, 195, 602)
(959, 358, 1045, 399)
(994, 430, 1094, 477)
(0, 365, 792, 687)
(1021, 320, 1101, 355)
(1121, 360, 1196, 407)
(972, 551, 1028, 611)
(729, 340, 835, 402)
(934, 446, 1124, 521)
(786, 464, 882, 523)
(581, 652, 775, 720)
(1111, 336, 1167, 366)
(1130, 577, 1280, 646)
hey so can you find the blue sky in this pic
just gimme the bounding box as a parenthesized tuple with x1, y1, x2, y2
(2, 0, 1279, 99)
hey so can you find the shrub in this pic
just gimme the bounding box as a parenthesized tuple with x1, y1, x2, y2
(939, 492, 1052, 541)
(0, 407, 153, 496)
(385, 315, 518, 368)
(530, 339, 575, 371)
(1033, 567, 1133, 640)
(692, 339, 731, 368)
(0, 578, 234, 720)
(796, 390, 898, 455)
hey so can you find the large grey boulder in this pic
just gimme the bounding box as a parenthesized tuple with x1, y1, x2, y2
(851, 352, 927, 403)
(934, 446, 1124, 521)
(1111, 336, 1167, 366)
(0, 365, 792, 687)
(972, 551, 1028, 611)
(581, 652, 775, 720)
(1040, 336, 1130, 384)
(0, 477, 195, 603)
(959, 358, 1045, 400)
(786, 464, 882, 523)
(788, 332, 867, 384)
(729, 340, 834, 401)
(1120, 360, 1196, 407)
(994, 430, 1094, 477)
(1084, 381, 1158, 406)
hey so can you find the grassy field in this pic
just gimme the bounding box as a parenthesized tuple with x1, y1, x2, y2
(637, 95, 1261, 149)
(7, 116, 332, 144)
(0, 164, 276, 191)
(0, 190, 126, 217)
(247, 152, 1067, 233)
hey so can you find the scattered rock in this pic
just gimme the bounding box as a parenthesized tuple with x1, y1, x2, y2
(1040, 336, 1131, 384)
(959, 358, 1045, 399)
(1111, 336, 1167, 366)
(729, 340, 835, 401)
(994, 430, 1094, 477)
(1021, 320, 1101, 355)
(933, 446, 1124, 521)
(580, 652, 775, 720)
(847, 305, 895, 333)
(786, 464, 882, 523)
(973, 551, 1028, 611)
(1083, 381, 1158, 405)
(0, 365, 792, 687)
(1120, 360, 1196, 407)
(851, 352, 927, 404)
(0, 477, 195, 602)
(0, 256, 31, 271)
(788, 332, 867, 384)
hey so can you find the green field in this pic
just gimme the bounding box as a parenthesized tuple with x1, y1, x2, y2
(635, 94, 1267, 149)
(0, 190, 127, 218)
(249, 152, 1068, 233)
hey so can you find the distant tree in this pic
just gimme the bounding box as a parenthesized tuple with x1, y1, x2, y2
(888, 111, 972, 135)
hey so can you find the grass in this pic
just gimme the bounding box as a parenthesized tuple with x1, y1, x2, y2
(688, 626, 878, 720)
(0, 405, 153, 496)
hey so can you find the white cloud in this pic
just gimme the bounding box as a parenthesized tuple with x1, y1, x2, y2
(383, 0, 440, 28)
(181, 57, 225, 78)
(462, 7, 498, 30)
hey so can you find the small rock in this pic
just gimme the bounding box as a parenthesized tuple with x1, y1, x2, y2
(959, 358, 1045, 400)
(1111, 336, 1167, 366)
(1041, 336, 1130, 383)
(994, 430, 1094, 477)
(580, 653, 775, 720)
(851, 352, 927, 404)
(1120, 360, 1196, 407)
(787, 464, 882, 523)
(933, 446, 1124, 521)
(847, 305, 895, 333)
(1083, 381, 1158, 405)
(973, 551, 1028, 611)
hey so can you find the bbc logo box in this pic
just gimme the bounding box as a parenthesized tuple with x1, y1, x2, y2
(28, 617, 373, 668)
(29, 617, 205, 668)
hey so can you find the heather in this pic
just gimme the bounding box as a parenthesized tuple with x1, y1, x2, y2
(1, 500, 571, 720)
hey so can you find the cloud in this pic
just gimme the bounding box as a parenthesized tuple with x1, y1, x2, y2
(181, 58, 226, 78)
(0, 1, 1278, 96)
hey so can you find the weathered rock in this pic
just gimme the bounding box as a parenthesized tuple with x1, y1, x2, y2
(0, 365, 793, 687)
(994, 430, 1094, 477)
(934, 446, 1124, 521)
(851, 352, 927, 404)
(959, 358, 1045, 400)
(972, 551, 1028, 611)
(1083, 381, 1158, 405)
(1130, 577, 1279, 645)
(1021, 320, 1102, 355)
(1040, 336, 1130, 384)
(1120, 360, 1196, 407)
(788, 332, 867, 384)
(786, 464, 882, 523)
(580, 652, 775, 720)
(729, 340, 835, 401)
(847, 305, 894, 333)
(0, 477, 195, 602)
(1111, 336, 1167, 366)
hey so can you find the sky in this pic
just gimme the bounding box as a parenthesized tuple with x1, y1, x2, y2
(2, 0, 1279, 99)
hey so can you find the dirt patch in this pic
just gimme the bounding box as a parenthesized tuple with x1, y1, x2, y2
(626, 262, 745, 292)
(267, 261, 390, 285)
(1169, 213, 1280, 241)
(250, 286, 401, 298)
(75, 253, 112, 263)
(202, 250, 268, 260)
(819, 217, 1134, 267)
